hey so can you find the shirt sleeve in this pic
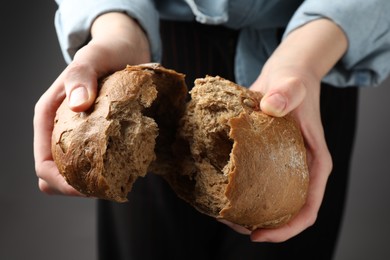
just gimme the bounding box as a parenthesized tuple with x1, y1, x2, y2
(283, 0, 390, 87)
(54, 0, 161, 64)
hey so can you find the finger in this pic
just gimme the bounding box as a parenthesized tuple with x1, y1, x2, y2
(250, 201, 317, 243)
(33, 71, 86, 196)
(217, 219, 252, 235)
(251, 119, 332, 242)
(37, 161, 83, 196)
(259, 77, 307, 117)
(63, 63, 98, 112)
(33, 75, 66, 166)
(33, 79, 80, 196)
(250, 150, 331, 242)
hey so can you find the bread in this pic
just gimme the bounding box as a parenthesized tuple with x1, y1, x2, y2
(52, 64, 309, 229)
(163, 76, 309, 229)
(51, 64, 187, 202)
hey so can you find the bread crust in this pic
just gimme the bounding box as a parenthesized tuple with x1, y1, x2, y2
(51, 64, 187, 202)
(165, 76, 309, 229)
(223, 111, 308, 229)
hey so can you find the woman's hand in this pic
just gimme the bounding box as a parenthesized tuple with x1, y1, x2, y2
(249, 62, 332, 242)
(250, 18, 347, 242)
(33, 12, 151, 195)
(223, 19, 348, 242)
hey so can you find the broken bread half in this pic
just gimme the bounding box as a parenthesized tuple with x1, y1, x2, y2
(51, 64, 187, 202)
(162, 75, 309, 230)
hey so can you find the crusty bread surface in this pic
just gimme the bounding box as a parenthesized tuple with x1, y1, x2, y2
(51, 64, 187, 202)
(163, 76, 309, 229)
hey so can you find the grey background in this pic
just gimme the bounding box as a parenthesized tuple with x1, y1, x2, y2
(1, 1, 389, 259)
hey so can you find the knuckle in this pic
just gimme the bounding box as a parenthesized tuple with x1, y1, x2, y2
(325, 153, 334, 176)
(64, 60, 95, 80)
(33, 96, 45, 119)
(38, 179, 54, 195)
(306, 213, 318, 227)
(64, 63, 88, 83)
(286, 76, 305, 88)
(66, 61, 88, 73)
(34, 163, 45, 180)
(284, 76, 307, 96)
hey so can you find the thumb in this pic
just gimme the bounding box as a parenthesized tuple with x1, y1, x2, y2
(64, 65, 98, 112)
(259, 78, 307, 117)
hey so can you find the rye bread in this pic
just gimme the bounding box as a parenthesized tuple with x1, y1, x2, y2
(163, 76, 309, 229)
(51, 64, 187, 202)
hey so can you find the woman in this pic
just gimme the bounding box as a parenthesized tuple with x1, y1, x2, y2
(34, 1, 390, 259)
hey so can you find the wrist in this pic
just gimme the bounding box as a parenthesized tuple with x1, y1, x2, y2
(273, 18, 347, 81)
(90, 12, 151, 67)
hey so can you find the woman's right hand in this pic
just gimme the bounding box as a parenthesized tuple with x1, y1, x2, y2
(33, 12, 151, 196)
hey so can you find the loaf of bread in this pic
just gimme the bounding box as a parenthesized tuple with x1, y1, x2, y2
(52, 64, 309, 229)
(163, 76, 309, 229)
(51, 64, 187, 202)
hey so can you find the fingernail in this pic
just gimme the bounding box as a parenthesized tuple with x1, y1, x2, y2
(69, 86, 88, 107)
(262, 93, 286, 116)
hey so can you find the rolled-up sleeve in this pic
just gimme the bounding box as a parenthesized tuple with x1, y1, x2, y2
(54, 0, 161, 64)
(284, 0, 390, 87)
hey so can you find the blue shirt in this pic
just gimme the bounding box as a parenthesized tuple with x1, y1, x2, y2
(54, 0, 390, 88)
